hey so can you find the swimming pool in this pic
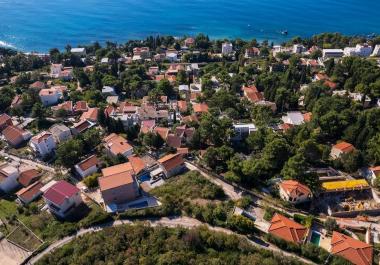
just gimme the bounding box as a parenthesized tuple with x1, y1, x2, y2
(139, 174, 151, 182)
(310, 231, 321, 246)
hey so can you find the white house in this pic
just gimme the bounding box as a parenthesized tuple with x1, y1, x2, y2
(322, 49, 344, 58)
(166, 52, 178, 62)
(43, 180, 82, 218)
(367, 166, 380, 185)
(344, 44, 372, 57)
(371, 45, 380, 57)
(103, 133, 134, 158)
(30, 131, 56, 157)
(178, 84, 190, 92)
(70, 47, 86, 57)
(279, 180, 312, 204)
(50, 64, 63, 78)
(39, 88, 62, 106)
(74, 155, 99, 179)
(333, 90, 371, 108)
(222, 42, 233, 55)
(0, 163, 19, 193)
(102, 86, 117, 96)
(293, 44, 306, 54)
(281, 111, 305, 126)
(49, 124, 72, 143)
(232, 123, 257, 141)
(330, 141, 355, 159)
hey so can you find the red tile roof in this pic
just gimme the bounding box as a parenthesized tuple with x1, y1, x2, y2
(77, 155, 99, 171)
(280, 180, 311, 198)
(182, 114, 199, 123)
(140, 120, 155, 134)
(242, 85, 258, 93)
(43, 180, 79, 206)
(30, 81, 46, 89)
(245, 91, 264, 102)
(268, 213, 307, 243)
(103, 133, 133, 156)
(128, 156, 146, 175)
(324, 80, 337, 89)
(0, 113, 12, 128)
(167, 134, 182, 148)
(331, 231, 373, 265)
(16, 181, 43, 203)
(99, 163, 135, 191)
(80, 108, 98, 122)
(2, 125, 27, 145)
(158, 153, 184, 172)
(177, 100, 188, 112)
(303, 112, 312, 122)
(333, 141, 355, 153)
(154, 127, 170, 140)
(192, 103, 209, 113)
(18, 169, 41, 187)
(53, 101, 73, 112)
(74, 101, 88, 112)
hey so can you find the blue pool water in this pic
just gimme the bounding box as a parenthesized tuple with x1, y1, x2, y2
(1, 0, 380, 51)
(310, 231, 321, 246)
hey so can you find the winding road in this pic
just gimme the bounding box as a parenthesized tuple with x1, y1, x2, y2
(27, 216, 316, 265)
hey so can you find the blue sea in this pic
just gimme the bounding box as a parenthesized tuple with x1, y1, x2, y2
(1, 0, 380, 52)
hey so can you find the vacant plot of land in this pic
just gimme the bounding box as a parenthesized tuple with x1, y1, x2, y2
(7, 223, 43, 252)
(0, 238, 31, 265)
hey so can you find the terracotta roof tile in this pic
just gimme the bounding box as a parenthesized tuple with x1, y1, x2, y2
(333, 141, 355, 153)
(16, 181, 43, 202)
(158, 153, 184, 172)
(43, 180, 79, 206)
(331, 231, 373, 265)
(77, 155, 99, 171)
(268, 213, 307, 243)
(18, 169, 41, 187)
(280, 180, 311, 198)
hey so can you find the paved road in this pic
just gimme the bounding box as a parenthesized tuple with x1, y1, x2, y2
(27, 216, 316, 265)
(0, 151, 57, 173)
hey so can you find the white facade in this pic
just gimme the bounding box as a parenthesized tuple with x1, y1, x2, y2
(322, 49, 344, 58)
(49, 124, 72, 143)
(102, 86, 117, 96)
(30, 131, 56, 157)
(344, 44, 372, 57)
(50, 64, 63, 78)
(371, 45, 380, 57)
(70, 47, 86, 57)
(281, 111, 305, 125)
(74, 156, 99, 179)
(75, 164, 98, 179)
(166, 53, 178, 62)
(39, 89, 61, 106)
(0, 164, 19, 193)
(44, 192, 82, 218)
(279, 186, 310, 204)
(232, 123, 257, 141)
(293, 44, 306, 54)
(222, 42, 233, 55)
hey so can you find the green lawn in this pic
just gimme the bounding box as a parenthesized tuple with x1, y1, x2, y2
(6, 223, 43, 251)
(0, 197, 111, 243)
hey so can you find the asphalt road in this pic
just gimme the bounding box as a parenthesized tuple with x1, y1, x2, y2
(27, 216, 316, 265)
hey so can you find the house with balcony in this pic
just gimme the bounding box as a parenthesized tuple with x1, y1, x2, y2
(30, 131, 56, 157)
(103, 133, 133, 158)
(42, 180, 82, 218)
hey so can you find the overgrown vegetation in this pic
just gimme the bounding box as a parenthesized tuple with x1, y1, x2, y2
(36, 224, 305, 265)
